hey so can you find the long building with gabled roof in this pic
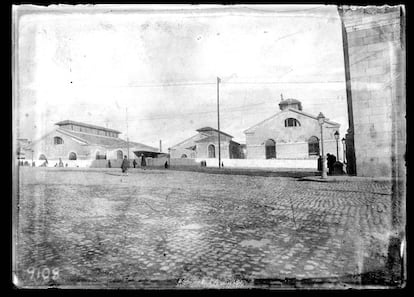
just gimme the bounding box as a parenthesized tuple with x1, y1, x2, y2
(23, 120, 159, 166)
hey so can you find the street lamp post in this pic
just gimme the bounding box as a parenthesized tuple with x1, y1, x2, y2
(168, 148, 171, 168)
(317, 112, 327, 179)
(341, 137, 346, 163)
(334, 131, 340, 160)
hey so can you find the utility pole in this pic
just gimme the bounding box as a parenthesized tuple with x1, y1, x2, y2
(217, 77, 221, 168)
(126, 107, 130, 159)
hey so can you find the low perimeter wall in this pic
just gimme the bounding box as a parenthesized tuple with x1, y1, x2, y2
(28, 157, 321, 170)
(195, 158, 319, 169)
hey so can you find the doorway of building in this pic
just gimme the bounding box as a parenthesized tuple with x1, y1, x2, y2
(208, 144, 215, 158)
(265, 139, 276, 159)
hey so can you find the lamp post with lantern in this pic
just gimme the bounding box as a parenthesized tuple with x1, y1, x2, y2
(341, 137, 346, 163)
(317, 112, 327, 179)
(334, 130, 340, 160)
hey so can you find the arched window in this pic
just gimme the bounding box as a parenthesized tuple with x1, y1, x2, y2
(208, 144, 215, 158)
(181, 154, 187, 158)
(69, 152, 77, 160)
(308, 136, 320, 156)
(116, 150, 123, 160)
(39, 154, 47, 160)
(284, 118, 301, 127)
(54, 136, 64, 144)
(265, 139, 276, 159)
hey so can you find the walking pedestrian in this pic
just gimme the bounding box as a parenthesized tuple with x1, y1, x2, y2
(121, 155, 129, 174)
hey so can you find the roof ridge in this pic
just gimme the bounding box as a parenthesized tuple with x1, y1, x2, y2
(60, 129, 158, 150)
(169, 134, 201, 149)
(55, 120, 122, 134)
(289, 109, 340, 126)
(243, 110, 283, 133)
(196, 127, 233, 138)
(56, 128, 89, 144)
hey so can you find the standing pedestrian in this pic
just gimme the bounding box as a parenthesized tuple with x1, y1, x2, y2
(108, 160, 112, 168)
(141, 154, 146, 170)
(133, 159, 137, 168)
(121, 155, 129, 174)
(327, 153, 336, 175)
(59, 158, 64, 167)
(317, 155, 322, 171)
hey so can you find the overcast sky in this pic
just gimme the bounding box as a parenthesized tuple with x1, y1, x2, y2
(14, 4, 349, 150)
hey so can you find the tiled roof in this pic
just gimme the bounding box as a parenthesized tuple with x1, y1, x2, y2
(169, 134, 205, 149)
(289, 109, 340, 126)
(57, 129, 158, 151)
(196, 127, 233, 138)
(55, 120, 121, 134)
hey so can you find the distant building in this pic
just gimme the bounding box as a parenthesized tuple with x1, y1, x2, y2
(244, 96, 341, 160)
(169, 127, 242, 159)
(24, 120, 159, 163)
(17, 138, 30, 160)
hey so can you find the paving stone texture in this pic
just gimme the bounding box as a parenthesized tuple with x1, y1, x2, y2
(14, 167, 397, 288)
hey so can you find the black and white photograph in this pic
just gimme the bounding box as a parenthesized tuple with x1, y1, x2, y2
(12, 4, 406, 289)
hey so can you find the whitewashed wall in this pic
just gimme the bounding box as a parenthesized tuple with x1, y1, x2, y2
(195, 158, 320, 169)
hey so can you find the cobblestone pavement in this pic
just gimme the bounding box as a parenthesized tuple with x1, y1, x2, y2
(14, 167, 398, 288)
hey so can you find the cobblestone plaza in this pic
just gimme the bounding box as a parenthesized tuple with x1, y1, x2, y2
(14, 167, 399, 289)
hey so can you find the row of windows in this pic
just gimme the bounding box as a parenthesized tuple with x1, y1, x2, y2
(264, 136, 320, 159)
(39, 152, 77, 160)
(61, 125, 118, 137)
(203, 138, 320, 159)
(39, 150, 126, 161)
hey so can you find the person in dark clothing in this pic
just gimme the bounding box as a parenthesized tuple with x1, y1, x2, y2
(133, 159, 137, 168)
(141, 154, 146, 169)
(108, 160, 111, 168)
(164, 161, 169, 169)
(327, 153, 337, 175)
(121, 156, 129, 173)
(317, 155, 322, 171)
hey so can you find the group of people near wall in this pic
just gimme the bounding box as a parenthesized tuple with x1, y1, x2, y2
(318, 154, 345, 175)
(121, 154, 149, 173)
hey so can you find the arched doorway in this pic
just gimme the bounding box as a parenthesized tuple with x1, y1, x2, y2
(117, 150, 123, 160)
(265, 139, 276, 159)
(39, 154, 47, 160)
(181, 154, 187, 158)
(69, 152, 77, 160)
(208, 144, 215, 158)
(308, 136, 320, 156)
